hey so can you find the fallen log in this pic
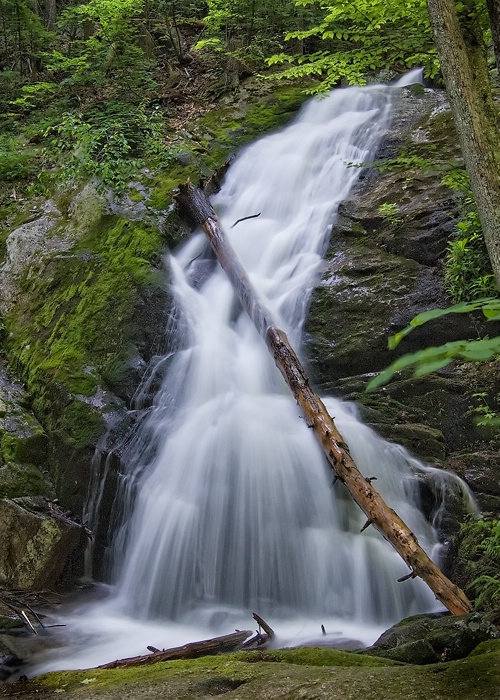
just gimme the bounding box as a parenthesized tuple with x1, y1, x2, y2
(98, 629, 253, 669)
(174, 181, 473, 617)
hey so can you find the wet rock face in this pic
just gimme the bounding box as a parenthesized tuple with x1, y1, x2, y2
(305, 88, 488, 385)
(305, 87, 500, 517)
(446, 451, 500, 514)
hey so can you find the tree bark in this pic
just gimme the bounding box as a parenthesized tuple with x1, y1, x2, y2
(426, 0, 500, 287)
(485, 0, 500, 76)
(98, 630, 253, 669)
(44, 0, 56, 31)
(175, 182, 472, 617)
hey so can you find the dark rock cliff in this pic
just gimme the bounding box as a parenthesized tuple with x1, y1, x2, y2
(304, 86, 500, 520)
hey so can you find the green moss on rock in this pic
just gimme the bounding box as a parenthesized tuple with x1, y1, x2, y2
(31, 640, 500, 699)
(147, 84, 308, 213)
(0, 497, 83, 589)
(0, 462, 51, 499)
(0, 423, 47, 464)
(4, 214, 163, 450)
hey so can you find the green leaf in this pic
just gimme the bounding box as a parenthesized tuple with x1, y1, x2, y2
(413, 357, 452, 376)
(388, 297, 500, 349)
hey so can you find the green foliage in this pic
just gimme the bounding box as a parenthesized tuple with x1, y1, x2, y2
(367, 298, 500, 390)
(45, 11, 156, 97)
(468, 392, 500, 427)
(377, 202, 402, 226)
(75, 0, 144, 34)
(442, 169, 496, 303)
(45, 102, 169, 194)
(457, 518, 500, 613)
(0, 135, 38, 182)
(10, 82, 59, 109)
(0, 0, 53, 78)
(267, 0, 439, 90)
(47, 113, 137, 193)
(196, 0, 299, 67)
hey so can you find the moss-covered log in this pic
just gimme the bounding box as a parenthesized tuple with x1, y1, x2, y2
(175, 182, 472, 617)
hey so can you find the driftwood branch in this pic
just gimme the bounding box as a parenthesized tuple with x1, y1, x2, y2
(174, 181, 472, 617)
(98, 630, 253, 669)
(242, 613, 275, 649)
(252, 612, 275, 639)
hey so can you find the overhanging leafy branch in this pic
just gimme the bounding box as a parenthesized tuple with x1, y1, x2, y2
(367, 298, 500, 391)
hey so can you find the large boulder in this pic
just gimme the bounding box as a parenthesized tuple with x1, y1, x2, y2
(363, 612, 500, 664)
(0, 498, 85, 589)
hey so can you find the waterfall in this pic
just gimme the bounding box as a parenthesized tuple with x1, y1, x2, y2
(29, 72, 474, 673)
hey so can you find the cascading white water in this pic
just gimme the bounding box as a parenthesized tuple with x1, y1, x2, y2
(29, 73, 475, 673)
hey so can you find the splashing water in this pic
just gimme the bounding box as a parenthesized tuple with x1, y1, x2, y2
(30, 72, 475, 673)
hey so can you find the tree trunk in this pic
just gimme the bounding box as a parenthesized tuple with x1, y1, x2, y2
(426, 0, 500, 287)
(44, 0, 56, 31)
(175, 182, 472, 617)
(485, 0, 500, 76)
(98, 630, 253, 669)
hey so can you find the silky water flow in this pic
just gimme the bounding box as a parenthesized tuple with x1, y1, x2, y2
(30, 72, 475, 673)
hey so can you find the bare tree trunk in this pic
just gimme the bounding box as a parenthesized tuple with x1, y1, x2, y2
(175, 182, 472, 617)
(426, 0, 500, 287)
(44, 0, 56, 31)
(485, 0, 500, 75)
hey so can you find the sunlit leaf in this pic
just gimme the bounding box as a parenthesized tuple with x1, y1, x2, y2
(413, 357, 452, 376)
(388, 297, 499, 349)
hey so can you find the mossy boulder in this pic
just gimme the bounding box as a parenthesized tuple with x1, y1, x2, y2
(0, 365, 52, 501)
(363, 612, 500, 664)
(0, 184, 170, 511)
(0, 498, 84, 589)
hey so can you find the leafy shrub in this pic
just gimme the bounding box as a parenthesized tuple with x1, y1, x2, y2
(47, 102, 168, 194)
(267, 0, 439, 91)
(378, 202, 402, 225)
(457, 518, 500, 613)
(442, 169, 496, 302)
(0, 136, 37, 182)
